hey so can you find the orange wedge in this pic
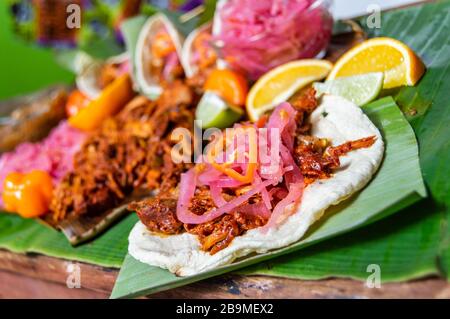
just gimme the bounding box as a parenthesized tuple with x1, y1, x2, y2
(246, 59, 333, 121)
(327, 37, 425, 89)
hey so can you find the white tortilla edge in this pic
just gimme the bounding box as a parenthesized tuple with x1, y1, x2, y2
(135, 13, 185, 100)
(128, 95, 384, 276)
(76, 52, 130, 100)
(180, 23, 212, 78)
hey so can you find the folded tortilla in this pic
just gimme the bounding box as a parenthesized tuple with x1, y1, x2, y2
(129, 95, 384, 276)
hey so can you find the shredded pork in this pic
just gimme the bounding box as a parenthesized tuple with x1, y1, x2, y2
(131, 89, 374, 254)
(130, 88, 376, 255)
(51, 81, 196, 222)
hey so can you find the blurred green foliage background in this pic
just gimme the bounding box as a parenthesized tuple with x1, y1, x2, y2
(0, 1, 73, 100)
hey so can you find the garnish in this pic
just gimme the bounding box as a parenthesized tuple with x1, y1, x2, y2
(2, 171, 53, 218)
(177, 102, 304, 228)
(204, 68, 248, 106)
(69, 74, 134, 131)
(195, 92, 243, 129)
(246, 59, 333, 121)
(327, 37, 425, 89)
(314, 72, 384, 106)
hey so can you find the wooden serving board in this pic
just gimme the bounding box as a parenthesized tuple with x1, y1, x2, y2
(0, 249, 449, 299)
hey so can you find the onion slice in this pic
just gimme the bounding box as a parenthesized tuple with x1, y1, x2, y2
(209, 182, 228, 207)
(177, 173, 274, 224)
(176, 101, 304, 229)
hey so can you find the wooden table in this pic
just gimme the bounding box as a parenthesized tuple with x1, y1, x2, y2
(1, 249, 449, 299)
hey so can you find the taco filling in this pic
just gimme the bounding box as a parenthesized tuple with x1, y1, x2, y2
(129, 88, 376, 255)
(182, 24, 218, 86)
(51, 81, 195, 223)
(135, 13, 187, 100)
(149, 28, 184, 83)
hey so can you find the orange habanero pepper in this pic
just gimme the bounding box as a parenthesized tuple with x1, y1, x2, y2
(204, 68, 249, 106)
(2, 170, 53, 218)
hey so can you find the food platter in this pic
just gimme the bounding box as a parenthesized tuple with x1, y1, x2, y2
(0, 0, 449, 299)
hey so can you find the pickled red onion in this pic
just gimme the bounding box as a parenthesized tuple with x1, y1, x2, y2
(236, 202, 271, 219)
(162, 52, 181, 81)
(0, 121, 86, 207)
(267, 102, 297, 151)
(176, 102, 304, 228)
(254, 172, 272, 210)
(263, 181, 304, 231)
(213, 0, 333, 79)
(210, 182, 228, 207)
(177, 169, 274, 224)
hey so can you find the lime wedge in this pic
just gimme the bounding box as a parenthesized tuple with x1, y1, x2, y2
(313, 72, 384, 106)
(196, 92, 244, 129)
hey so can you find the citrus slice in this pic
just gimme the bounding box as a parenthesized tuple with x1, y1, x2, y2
(313, 72, 384, 106)
(246, 59, 333, 121)
(196, 92, 243, 129)
(327, 37, 425, 89)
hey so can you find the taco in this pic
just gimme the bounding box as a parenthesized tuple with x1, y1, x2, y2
(135, 13, 185, 100)
(127, 89, 384, 276)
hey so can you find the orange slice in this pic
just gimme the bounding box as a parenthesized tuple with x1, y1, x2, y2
(327, 37, 425, 89)
(246, 59, 333, 121)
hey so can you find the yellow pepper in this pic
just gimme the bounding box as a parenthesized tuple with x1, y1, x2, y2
(2, 171, 54, 218)
(69, 73, 134, 131)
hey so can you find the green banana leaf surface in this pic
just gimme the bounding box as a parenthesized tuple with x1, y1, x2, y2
(0, 1, 73, 99)
(240, 199, 442, 282)
(110, 96, 426, 298)
(0, 214, 137, 268)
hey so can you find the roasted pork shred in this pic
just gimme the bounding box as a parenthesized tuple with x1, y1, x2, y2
(129, 196, 183, 234)
(51, 81, 196, 222)
(184, 187, 267, 254)
(130, 88, 376, 255)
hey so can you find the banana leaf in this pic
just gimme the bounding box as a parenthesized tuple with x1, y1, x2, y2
(240, 200, 442, 282)
(0, 213, 137, 268)
(363, 0, 450, 207)
(242, 0, 450, 282)
(110, 97, 426, 298)
(442, 209, 450, 278)
(198, 0, 219, 26)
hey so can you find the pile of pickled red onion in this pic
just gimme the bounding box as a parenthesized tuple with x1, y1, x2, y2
(213, 0, 333, 79)
(0, 121, 86, 207)
(177, 102, 304, 229)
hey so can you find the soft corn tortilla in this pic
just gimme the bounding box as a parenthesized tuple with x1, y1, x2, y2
(129, 95, 384, 276)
